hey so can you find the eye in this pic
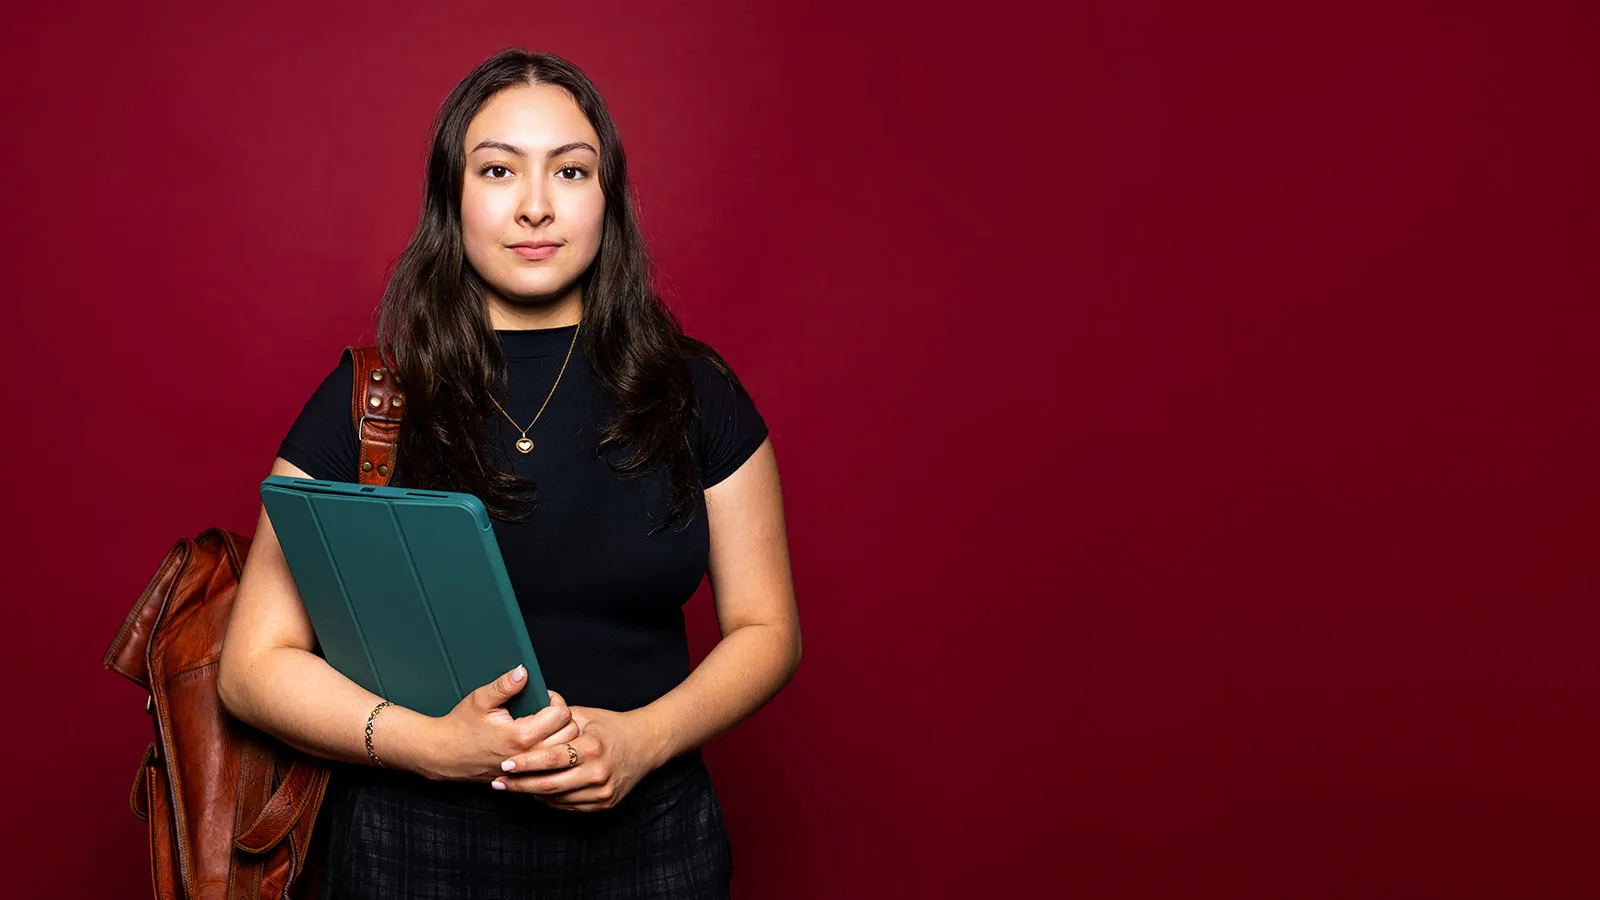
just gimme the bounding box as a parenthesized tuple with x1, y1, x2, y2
(480, 164, 512, 179)
(556, 165, 591, 181)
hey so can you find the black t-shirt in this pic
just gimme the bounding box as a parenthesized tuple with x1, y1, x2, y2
(277, 324, 768, 713)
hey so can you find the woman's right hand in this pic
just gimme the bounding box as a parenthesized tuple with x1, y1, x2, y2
(423, 665, 581, 782)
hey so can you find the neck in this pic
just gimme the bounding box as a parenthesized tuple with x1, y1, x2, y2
(484, 288, 584, 330)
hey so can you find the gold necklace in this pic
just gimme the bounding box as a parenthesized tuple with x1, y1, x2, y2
(488, 321, 580, 453)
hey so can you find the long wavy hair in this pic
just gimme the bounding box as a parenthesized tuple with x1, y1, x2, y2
(375, 48, 732, 533)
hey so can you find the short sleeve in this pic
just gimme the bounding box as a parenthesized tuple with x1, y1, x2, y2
(691, 353, 769, 488)
(276, 351, 359, 483)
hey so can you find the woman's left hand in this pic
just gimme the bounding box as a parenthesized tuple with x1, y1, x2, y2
(493, 706, 664, 811)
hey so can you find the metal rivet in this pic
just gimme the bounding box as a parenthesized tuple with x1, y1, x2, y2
(371, 369, 384, 382)
(391, 395, 404, 408)
(377, 464, 389, 476)
(361, 461, 373, 473)
(368, 395, 382, 408)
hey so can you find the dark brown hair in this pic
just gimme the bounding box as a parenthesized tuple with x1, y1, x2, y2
(376, 48, 731, 533)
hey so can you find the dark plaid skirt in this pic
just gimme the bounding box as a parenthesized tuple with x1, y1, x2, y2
(309, 751, 732, 899)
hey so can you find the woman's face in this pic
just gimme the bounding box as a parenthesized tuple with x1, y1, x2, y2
(461, 83, 605, 316)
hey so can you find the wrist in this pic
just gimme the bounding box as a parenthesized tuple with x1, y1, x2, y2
(371, 705, 446, 780)
(630, 706, 680, 770)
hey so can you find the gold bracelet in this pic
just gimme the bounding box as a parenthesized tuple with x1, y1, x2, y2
(364, 700, 392, 767)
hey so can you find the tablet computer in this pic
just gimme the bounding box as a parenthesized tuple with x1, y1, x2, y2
(259, 474, 549, 719)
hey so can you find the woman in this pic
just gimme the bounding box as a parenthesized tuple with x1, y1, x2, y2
(217, 48, 801, 899)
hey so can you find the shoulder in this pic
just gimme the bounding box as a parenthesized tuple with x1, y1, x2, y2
(301, 350, 359, 426)
(317, 349, 358, 400)
(276, 349, 360, 483)
(686, 345, 741, 397)
(682, 337, 759, 419)
(681, 337, 769, 488)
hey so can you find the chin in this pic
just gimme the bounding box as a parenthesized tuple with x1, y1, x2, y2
(494, 274, 576, 303)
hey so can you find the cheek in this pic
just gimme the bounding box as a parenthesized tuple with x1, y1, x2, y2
(460, 189, 510, 262)
(565, 191, 607, 253)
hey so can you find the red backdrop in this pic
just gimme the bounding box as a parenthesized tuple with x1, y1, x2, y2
(3, 2, 1596, 897)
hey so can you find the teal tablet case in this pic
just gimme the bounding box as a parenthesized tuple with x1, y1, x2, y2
(259, 475, 548, 719)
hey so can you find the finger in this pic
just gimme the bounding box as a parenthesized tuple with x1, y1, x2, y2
(500, 740, 584, 775)
(493, 766, 593, 796)
(539, 719, 581, 747)
(509, 690, 566, 728)
(472, 665, 528, 711)
(540, 784, 616, 805)
(513, 703, 573, 747)
(541, 800, 608, 813)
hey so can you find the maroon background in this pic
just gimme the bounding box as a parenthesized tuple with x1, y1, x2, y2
(3, 2, 1596, 897)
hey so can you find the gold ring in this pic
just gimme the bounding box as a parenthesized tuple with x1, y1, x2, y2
(565, 743, 580, 767)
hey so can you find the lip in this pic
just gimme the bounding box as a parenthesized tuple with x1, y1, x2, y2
(508, 241, 561, 260)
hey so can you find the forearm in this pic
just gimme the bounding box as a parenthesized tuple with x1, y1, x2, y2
(219, 646, 440, 777)
(636, 622, 801, 766)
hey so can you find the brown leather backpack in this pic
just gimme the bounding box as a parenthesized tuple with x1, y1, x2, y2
(103, 347, 403, 899)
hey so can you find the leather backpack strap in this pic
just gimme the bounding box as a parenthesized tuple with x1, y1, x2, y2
(348, 346, 405, 485)
(232, 758, 329, 853)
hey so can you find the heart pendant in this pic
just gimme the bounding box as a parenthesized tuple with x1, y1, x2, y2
(516, 438, 534, 453)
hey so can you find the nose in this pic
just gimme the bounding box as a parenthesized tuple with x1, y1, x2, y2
(517, 176, 553, 227)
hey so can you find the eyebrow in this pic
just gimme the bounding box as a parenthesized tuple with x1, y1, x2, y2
(469, 140, 598, 158)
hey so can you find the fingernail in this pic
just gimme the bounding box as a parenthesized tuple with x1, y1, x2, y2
(511, 665, 526, 683)
(491, 780, 507, 791)
(501, 759, 516, 772)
